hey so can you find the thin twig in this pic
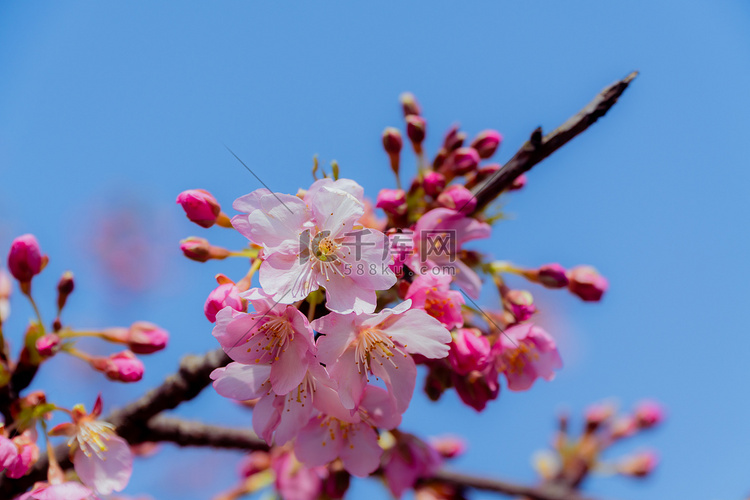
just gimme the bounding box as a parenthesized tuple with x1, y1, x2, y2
(470, 71, 638, 213)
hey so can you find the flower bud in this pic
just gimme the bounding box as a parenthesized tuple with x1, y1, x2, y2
(406, 115, 427, 152)
(56, 271, 75, 312)
(399, 92, 421, 117)
(322, 468, 351, 499)
(448, 148, 480, 176)
(91, 351, 144, 382)
(610, 416, 637, 439)
(7, 234, 44, 283)
(442, 126, 465, 152)
(35, 334, 61, 357)
(509, 173, 527, 191)
(0, 269, 10, 324)
(469, 130, 503, 159)
(376, 189, 408, 216)
(126, 322, 169, 354)
(618, 451, 658, 477)
(634, 400, 664, 429)
(180, 237, 230, 262)
(503, 290, 536, 322)
(423, 363, 453, 402)
(204, 283, 245, 323)
(176, 189, 221, 228)
(567, 266, 608, 301)
(422, 171, 446, 198)
(382, 127, 403, 156)
(447, 328, 491, 375)
(436, 185, 476, 213)
(429, 436, 466, 459)
(584, 402, 615, 431)
(4, 433, 38, 479)
(535, 263, 569, 289)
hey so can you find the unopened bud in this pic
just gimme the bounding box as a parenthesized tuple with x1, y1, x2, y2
(469, 130, 503, 159)
(584, 402, 615, 431)
(448, 147, 480, 176)
(503, 290, 536, 322)
(180, 237, 230, 263)
(453, 369, 500, 412)
(567, 266, 608, 302)
(7, 234, 45, 284)
(442, 126, 465, 152)
(422, 171, 446, 198)
(531, 263, 569, 289)
(509, 173, 527, 191)
(176, 189, 222, 228)
(204, 283, 245, 323)
(56, 271, 75, 312)
(376, 189, 407, 216)
(634, 400, 665, 429)
(91, 351, 144, 382)
(437, 185, 476, 213)
(126, 322, 169, 354)
(35, 334, 61, 357)
(399, 92, 421, 117)
(382, 127, 403, 156)
(448, 328, 491, 375)
(618, 451, 658, 477)
(429, 436, 466, 459)
(406, 115, 427, 153)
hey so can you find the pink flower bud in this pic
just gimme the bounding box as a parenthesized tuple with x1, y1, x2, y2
(503, 290, 536, 322)
(406, 115, 427, 146)
(470, 130, 503, 159)
(176, 189, 221, 228)
(509, 173, 527, 191)
(126, 322, 169, 354)
(399, 92, 421, 117)
(448, 328, 491, 375)
(634, 400, 664, 429)
(35, 334, 61, 357)
(56, 271, 75, 312)
(204, 283, 245, 323)
(567, 266, 608, 302)
(382, 127, 403, 156)
(442, 125, 465, 152)
(619, 451, 658, 477)
(422, 171, 446, 197)
(584, 402, 615, 430)
(453, 369, 500, 412)
(376, 188, 407, 216)
(448, 147, 480, 175)
(7, 234, 44, 283)
(4, 434, 38, 479)
(92, 351, 144, 382)
(536, 263, 569, 289)
(429, 436, 466, 459)
(437, 185, 476, 213)
(180, 237, 230, 262)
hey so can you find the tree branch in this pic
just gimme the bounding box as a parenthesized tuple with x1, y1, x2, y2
(470, 71, 638, 213)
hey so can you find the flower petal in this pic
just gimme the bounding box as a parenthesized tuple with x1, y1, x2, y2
(210, 362, 272, 400)
(74, 435, 132, 495)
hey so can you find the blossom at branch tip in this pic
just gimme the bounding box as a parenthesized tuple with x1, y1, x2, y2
(231, 180, 395, 314)
(49, 396, 132, 495)
(376, 189, 407, 216)
(447, 328, 491, 375)
(437, 185, 476, 214)
(469, 130, 503, 159)
(294, 386, 400, 477)
(0, 430, 39, 479)
(405, 273, 465, 330)
(422, 171, 446, 198)
(17, 481, 98, 500)
(313, 301, 451, 412)
(567, 265, 608, 302)
(176, 189, 221, 228)
(7, 234, 45, 283)
(491, 323, 562, 391)
(90, 351, 144, 383)
(212, 288, 316, 395)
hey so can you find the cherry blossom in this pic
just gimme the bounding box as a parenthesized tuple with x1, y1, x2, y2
(492, 323, 563, 391)
(405, 273, 465, 330)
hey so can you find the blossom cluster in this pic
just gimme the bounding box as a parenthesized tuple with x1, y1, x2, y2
(177, 92, 615, 498)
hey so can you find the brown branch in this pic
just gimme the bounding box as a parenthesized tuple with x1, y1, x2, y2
(470, 71, 638, 214)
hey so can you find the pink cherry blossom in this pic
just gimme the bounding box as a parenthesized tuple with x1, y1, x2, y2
(422, 171, 446, 197)
(272, 451, 326, 500)
(50, 396, 133, 495)
(383, 433, 442, 498)
(294, 386, 400, 477)
(212, 288, 316, 395)
(314, 301, 451, 412)
(7, 234, 43, 283)
(447, 328, 491, 375)
(491, 323, 563, 391)
(232, 181, 396, 314)
(204, 282, 245, 323)
(21, 482, 99, 500)
(405, 273, 465, 330)
(376, 189, 407, 216)
(406, 208, 491, 299)
(437, 185, 476, 214)
(176, 189, 221, 228)
(452, 368, 500, 412)
(90, 351, 144, 383)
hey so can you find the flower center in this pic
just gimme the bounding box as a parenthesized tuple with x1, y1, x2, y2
(500, 342, 539, 375)
(353, 328, 399, 377)
(247, 316, 295, 362)
(74, 420, 116, 459)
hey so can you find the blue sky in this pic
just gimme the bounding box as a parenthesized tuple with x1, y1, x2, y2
(1, 2, 749, 499)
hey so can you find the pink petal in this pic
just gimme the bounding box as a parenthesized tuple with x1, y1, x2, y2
(370, 346, 417, 413)
(339, 423, 382, 477)
(312, 313, 358, 365)
(259, 251, 318, 304)
(210, 363, 272, 400)
(294, 418, 341, 468)
(252, 394, 282, 444)
(270, 341, 311, 395)
(319, 272, 378, 315)
(74, 435, 132, 494)
(328, 348, 367, 410)
(233, 192, 309, 251)
(310, 187, 364, 238)
(359, 386, 401, 430)
(382, 309, 451, 359)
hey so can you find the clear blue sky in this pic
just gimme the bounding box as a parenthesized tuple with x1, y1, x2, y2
(1, 2, 749, 499)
